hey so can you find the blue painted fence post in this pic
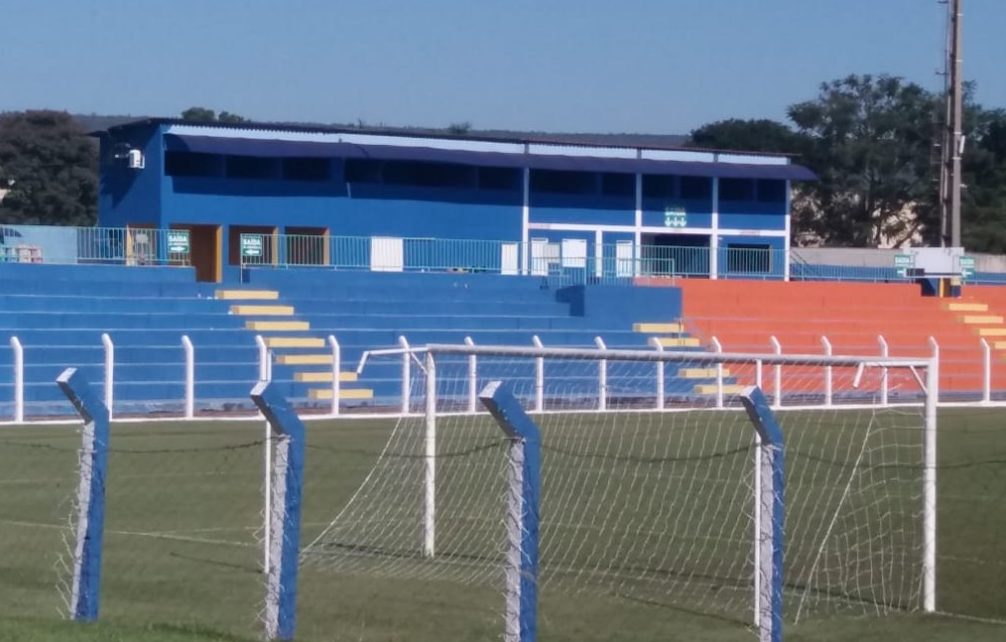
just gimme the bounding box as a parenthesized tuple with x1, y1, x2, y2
(479, 381, 541, 642)
(739, 385, 785, 642)
(250, 381, 306, 642)
(56, 367, 111, 622)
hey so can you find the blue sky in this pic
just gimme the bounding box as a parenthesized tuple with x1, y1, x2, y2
(2, 0, 1003, 134)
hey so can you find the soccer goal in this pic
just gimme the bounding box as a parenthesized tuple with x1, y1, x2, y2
(303, 343, 937, 639)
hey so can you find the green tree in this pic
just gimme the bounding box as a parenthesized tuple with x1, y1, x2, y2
(688, 118, 808, 155)
(961, 108, 1006, 252)
(787, 74, 940, 247)
(217, 111, 247, 124)
(180, 106, 217, 122)
(0, 110, 98, 226)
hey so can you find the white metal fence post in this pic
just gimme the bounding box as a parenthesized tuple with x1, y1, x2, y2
(980, 337, 991, 405)
(328, 335, 341, 416)
(928, 336, 940, 406)
(101, 333, 114, 420)
(424, 350, 437, 557)
(532, 335, 544, 412)
(256, 335, 271, 382)
(255, 333, 273, 574)
(595, 336, 607, 411)
(464, 336, 477, 413)
(181, 335, 194, 419)
(650, 337, 665, 410)
(711, 336, 724, 408)
(923, 346, 939, 613)
(769, 335, 782, 409)
(821, 336, 833, 407)
(10, 337, 24, 423)
(878, 335, 889, 406)
(399, 336, 411, 415)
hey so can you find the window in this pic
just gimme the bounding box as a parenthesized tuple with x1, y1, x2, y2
(719, 178, 755, 201)
(478, 166, 521, 190)
(680, 176, 712, 199)
(345, 159, 382, 183)
(531, 169, 596, 194)
(283, 157, 329, 181)
(165, 151, 221, 177)
(226, 155, 278, 179)
(642, 174, 675, 198)
(601, 172, 634, 196)
(382, 160, 474, 188)
(757, 179, 786, 203)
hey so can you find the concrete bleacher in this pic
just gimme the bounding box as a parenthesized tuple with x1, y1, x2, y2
(237, 269, 716, 405)
(674, 279, 1006, 399)
(0, 263, 722, 418)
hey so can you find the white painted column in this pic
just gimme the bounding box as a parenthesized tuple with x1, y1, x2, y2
(464, 336, 477, 413)
(521, 164, 530, 275)
(101, 333, 114, 419)
(634, 172, 643, 277)
(10, 337, 23, 423)
(981, 337, 992, 405)
(424, 350, 437, 558)
(328, 335, 341, 416)
(650, 337, 665, 411)
(710, 176, 720, 280)
(770, 335, 782, 409)
(878, 335, 889, 406)
(181, 335, 195, 419)
(532, 335, 544, 412)
(594, 336, 607, 411)
(784, 180, 792, 281)
(594, 229, 603, 279)
(711, 336, 724, 409)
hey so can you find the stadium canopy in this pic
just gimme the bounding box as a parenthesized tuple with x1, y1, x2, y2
(163, 134, 816, 181)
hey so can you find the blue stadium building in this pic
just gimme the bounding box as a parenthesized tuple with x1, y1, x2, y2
(95, 119, 815, 283)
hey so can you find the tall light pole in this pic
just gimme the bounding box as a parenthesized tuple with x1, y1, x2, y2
(940, 0, 964, 248)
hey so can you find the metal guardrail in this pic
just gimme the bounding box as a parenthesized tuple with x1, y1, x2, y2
(0, 224, 191, 266)
(239, 233, 793, 283)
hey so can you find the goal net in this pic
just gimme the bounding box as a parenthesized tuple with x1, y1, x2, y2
(301, 344, 935, 634)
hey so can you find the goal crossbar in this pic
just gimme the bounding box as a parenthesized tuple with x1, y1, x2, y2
(426, 343, 933, 368)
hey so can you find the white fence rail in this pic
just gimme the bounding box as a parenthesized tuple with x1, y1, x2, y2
(2, 332, 1006, 423)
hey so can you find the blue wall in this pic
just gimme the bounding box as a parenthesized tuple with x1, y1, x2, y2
(98, 124, 164, 228)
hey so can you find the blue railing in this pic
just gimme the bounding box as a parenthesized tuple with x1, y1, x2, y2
(0, 224, 190, 267)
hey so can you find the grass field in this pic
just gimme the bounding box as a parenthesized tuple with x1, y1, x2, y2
(1, 406, 1004, 641)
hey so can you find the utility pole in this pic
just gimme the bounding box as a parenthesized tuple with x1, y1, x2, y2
(940, 0, 964, 248)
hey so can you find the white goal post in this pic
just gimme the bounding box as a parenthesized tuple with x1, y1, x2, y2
(302, 343, 938, 635)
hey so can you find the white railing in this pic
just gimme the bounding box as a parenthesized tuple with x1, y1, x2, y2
(5, 331, 1006, 423)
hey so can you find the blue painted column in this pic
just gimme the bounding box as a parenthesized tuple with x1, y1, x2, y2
(479, 381, 541, 642)
(739, 385, 785, 642)
(251, 381, 306, 641)
(56, 367, 111, 622)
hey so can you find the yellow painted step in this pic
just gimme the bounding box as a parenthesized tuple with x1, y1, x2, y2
(230, 305, 295, 316)
(246, 320, 310, 331)
(679, 368, 731, 378)
(995, 341, 1006, 351)
(947, 302, 989, 312)
(694, 384, 747, 395)
(633, 322, 684, 334)
(277, 354, 333, 365)
(962, 315, 1004, 324)
(976, 327, 1006, 337)
(264, 336, 325, 348)
(655, 337, 701, 348)
(309, 388, 374, 401)
(294, 371, 359, 383)
(216, 289, 279, 300)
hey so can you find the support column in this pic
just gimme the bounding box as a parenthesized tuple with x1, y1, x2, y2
(711, 177, 720, 279)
